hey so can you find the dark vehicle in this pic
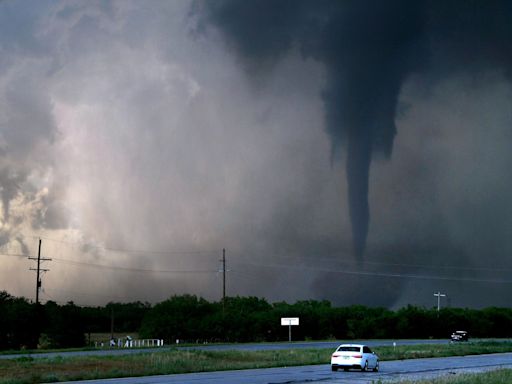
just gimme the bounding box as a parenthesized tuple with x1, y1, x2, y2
(451, 330, 469, 342)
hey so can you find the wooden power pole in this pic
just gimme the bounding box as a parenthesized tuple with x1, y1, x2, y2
(29, 239, 51, 304)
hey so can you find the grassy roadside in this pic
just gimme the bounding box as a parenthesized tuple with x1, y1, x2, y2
(1, 342, 512, 383)
(377, 340, 512, 360)
(395, 369, 512, 384)
(0, 349, 328, 383)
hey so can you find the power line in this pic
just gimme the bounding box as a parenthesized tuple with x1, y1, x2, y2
(230, 252, 512, 273)
(0, 248, 220, 275)
(5, 248, 511, 275)
(35, 235, 219, 256)
(3, 247, 511, 286)
(6, 236, 512, 287)
(51, 257, 218, 274)
(355, 259, 512, 273)
(22, 234, 512, 273)
(230, 260, 512, 284)
(0, 252, 32, 259)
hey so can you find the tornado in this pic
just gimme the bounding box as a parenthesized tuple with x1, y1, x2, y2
(346, 130, 371, 259)
(194, 0, 512, 259)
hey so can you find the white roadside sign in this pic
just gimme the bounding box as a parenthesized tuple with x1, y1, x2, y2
(281, 317, 299, 341)
(281, 317, 299, 326)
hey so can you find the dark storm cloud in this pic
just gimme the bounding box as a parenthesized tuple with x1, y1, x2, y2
(427, 1, 512, 76)
(2, 0, 512, 308)
(195, 0, 512, 260)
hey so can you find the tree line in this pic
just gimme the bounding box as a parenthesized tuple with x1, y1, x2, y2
(138, 295, 512, 343)
(2, 291, 512, 350)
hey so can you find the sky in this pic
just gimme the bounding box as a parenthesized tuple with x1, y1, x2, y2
(1, 0, 512, 309)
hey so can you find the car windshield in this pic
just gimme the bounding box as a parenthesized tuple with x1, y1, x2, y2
(338, 346, 361, 352)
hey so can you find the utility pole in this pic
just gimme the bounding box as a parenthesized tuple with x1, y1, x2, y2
(110, 307, 115, 341)
(219, 248, 228, 313)
(434, 291, 446, 312)
(29, 239, 51, 305)
(222, 248, 226, 303)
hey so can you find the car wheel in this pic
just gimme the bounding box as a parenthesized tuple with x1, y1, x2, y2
(373, 360, 379, 372)
(361, 360, 368, 372)
(331, 365, 338, 372)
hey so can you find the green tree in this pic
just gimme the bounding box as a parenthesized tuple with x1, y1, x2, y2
(42, 301, 85, 348)
(0, 292, 39, 349)
(395, 305, 435, 338)
(222, 296, 272, 342)
(139, 295, 214, 343)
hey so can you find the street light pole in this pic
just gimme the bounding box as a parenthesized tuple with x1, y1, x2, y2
(434, 291, 446, 311)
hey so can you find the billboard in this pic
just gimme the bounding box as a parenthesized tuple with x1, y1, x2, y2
(281, 317, 299, 326)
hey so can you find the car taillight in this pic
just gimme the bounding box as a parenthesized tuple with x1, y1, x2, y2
(353, 355, 362, 358)
(332, 354, 339, 358)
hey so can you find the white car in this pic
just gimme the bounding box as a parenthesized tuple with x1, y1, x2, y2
(330, 344, 379, 372)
